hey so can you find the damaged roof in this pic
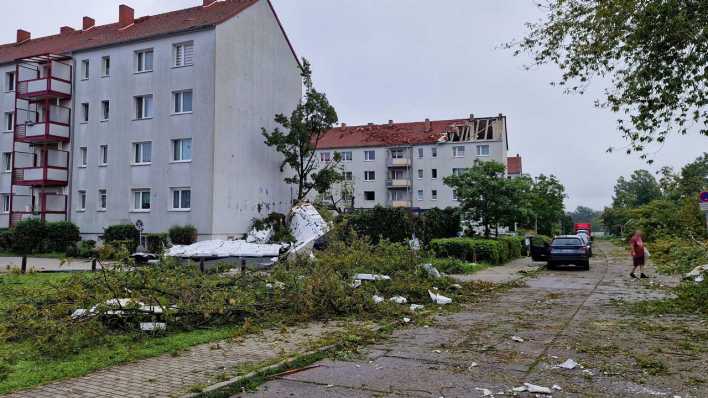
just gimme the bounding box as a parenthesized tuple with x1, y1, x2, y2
(0, 0, 297, 65)
(507, 155, 522, 175)
(317, 116, 503, 149)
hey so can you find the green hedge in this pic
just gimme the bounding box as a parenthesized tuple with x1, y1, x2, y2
(145, 233, 169, 253)
(45, 221, 81, 252)
(103, 224, 140, 246)
(430, 236, 525, 265)
(168, 225, 198, 245)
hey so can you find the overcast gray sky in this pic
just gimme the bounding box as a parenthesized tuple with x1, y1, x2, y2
(1, 0, 704, 211)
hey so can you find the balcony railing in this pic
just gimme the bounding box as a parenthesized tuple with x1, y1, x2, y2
(385, 178, 411, 188)
(389, 200, 412, 208)
(387, 157, 411, 167)
(9, 193, 67, 225)
(16, 61, 72, 100)
(12, 149, 69, 186)
(15, 103, 71, 143)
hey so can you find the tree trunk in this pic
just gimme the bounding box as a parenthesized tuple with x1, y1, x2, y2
(21, 255, 27, 274)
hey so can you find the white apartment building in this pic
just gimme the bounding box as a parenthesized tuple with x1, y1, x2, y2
(0, 0, 302, 239)
(315, 116, 521, 211)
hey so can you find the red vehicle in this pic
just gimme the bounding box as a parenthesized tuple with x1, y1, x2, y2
(574, 223, 592, 237)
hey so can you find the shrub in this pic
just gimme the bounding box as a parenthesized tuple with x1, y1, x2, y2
(0, 229, 13, 251)
(415, 207, 460, 245)
(11, 219, 47, 255)
(110, 240, 138, 254)
(347, 206, 413, 244)
(144, 233, 169, 254)
(250, 213, 294, 243)
(430, 238, 506, 265)
(428, 257, 488, 274)
(45, 221, 81, 253)
(168, 225, 198, 245)
(498, 236, 524, 260)
(78, 240, 97, 258)
(103, 224, 140, 247)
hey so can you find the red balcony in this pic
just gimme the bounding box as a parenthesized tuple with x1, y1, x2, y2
(15, 59, 72, 100)
(14, 102, 71, 143)
(12, 149, 69, 186)
(9, 193, 67, 225)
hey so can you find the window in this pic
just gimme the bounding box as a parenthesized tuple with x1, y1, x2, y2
(476, 144, 490, 156)
(431, 168, 438, 179)
(2, 152, 12, 172)
(417, 169, 423, 179)
(80, 60, 89, 80)
(132, 189, 151, 211)
(452, 190, 458, 201)
(77, 191, 87, 211)
(135, 49, 154, 72)
(364, 150, 375, 161)
(173, 42, 194, 67)
(390, 149, 404, 159)
(101, 100, 110, 121)
(171, 188, 191, 210)
(452, 168, 468, 176)
(1, 194, 9, 213)
(99, 145, 108, 165)
(81, 103, 89, 122)
(133, 142, 152, 164)
(98, 189, 107, 210)
(4, 112, 13, 132)
(364, 170, 375, 181)
(431, 147, 437, 158)
(364, 191, 375, 201)
(320, 152, 331, 162)
(417, 190, 424, 201)
(172, 138, 192, 161)
(79, 147, 87, 167)
(431, 190, 438, 200)
(5, 72, 15, 92)
(101, 56, 110, 77)
(453, 145, 465, 158)
(135, 95, 153, 119)
(173, 90, 193, 114)
(342, 171, 353, 181)
(340, 151, 352, 161)
(417, 148, 424, 158)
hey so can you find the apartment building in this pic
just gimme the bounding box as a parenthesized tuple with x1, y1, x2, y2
(315, 115, 517, 210)
(0, 0, 301, 239)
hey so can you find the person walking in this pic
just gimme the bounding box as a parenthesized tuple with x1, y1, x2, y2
(629, 230, 648, 279)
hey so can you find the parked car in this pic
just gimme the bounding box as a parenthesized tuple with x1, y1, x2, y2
(548, 235, 590, 270)
(577, 231, 593, 257)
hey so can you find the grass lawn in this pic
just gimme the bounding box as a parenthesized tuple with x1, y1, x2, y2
(428, 257, 491, 274)
(0, 272, 242, 394)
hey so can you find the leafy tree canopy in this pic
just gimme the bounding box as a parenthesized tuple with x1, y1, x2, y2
(512, 0, 707, 159)
(612, 170, 662, 208)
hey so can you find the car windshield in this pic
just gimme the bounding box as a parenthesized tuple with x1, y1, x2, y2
(552, 238, 581, 246)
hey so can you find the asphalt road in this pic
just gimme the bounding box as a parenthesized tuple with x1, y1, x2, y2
(238, 241, 705, 397)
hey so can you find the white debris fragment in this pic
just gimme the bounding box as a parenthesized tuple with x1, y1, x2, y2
(71, 308, 91, 319)
(168, 239, 282, 258)
(372, 295, 384, 304)
(351, 279, 362, 288)
(419, 263, 442, 278)
(289, 202, 330, 254)
(475, 387, 493, 396)
(468, 362, 479, 370)
(552, 384, 562, 391)
(557, 358, 578, 369)
(140, 322, 166, 331)
(511, 336, 524, 343)
(450, 283, 463, 289)
(354, 273, 392, 281)
(433, 349, 442, 353)
(389, 296, 408, 304)
(409, 304, 424, 311)
(523, 383, 552, 394)
(245, 226, 273, 244)
(511, 386, 527, 392)
(428, 290, 452, 305)
(685, 264, 708, 282)
(402, 317, 411, 323)
(582, 369, 594, 376)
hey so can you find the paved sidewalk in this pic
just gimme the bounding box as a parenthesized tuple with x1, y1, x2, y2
(5, 322, 348, 398)
(0, 257, 95, 273)
(450, 255, 543, 284)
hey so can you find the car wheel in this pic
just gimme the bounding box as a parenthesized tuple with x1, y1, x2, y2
(582, 261, 590, 271)
(547, 262, 555, 270)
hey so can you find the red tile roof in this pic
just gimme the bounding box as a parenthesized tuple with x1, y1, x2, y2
(0, 0, 296, 65)
(316, 117, 502, 149)
(507, 155, 522, 175)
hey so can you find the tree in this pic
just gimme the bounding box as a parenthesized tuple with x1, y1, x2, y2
(511, 1, 707, 158)
(444, 161, 526, 237)
(262, 59, 341, 202)
(612, 170, 662, 208)
(11, 219, 48, 274)
(528, 174, 566, 236)
(315, 162, 354, 214)
(569, 206, 600, 223)
(676, 153, 708, 198)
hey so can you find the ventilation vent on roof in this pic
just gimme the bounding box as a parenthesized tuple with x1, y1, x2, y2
(83, 17, 96, 30)
(16, 29, 31, 44)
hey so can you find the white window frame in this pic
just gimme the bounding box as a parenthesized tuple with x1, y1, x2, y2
(340, 151, 352, 162)
(172, 138, 192, 162)
(80, 59, 89, 80)
(135, 49, 154, 73)
(431, 147, 437, 158)
(77, 190, 87, 211)
(101, 100, 110, 121)
(172, 90, 193, 114)
(431, 190, 438, 201)
(98, 189, 107, 211)
(364, 170, 375, 181)
(99, 145, 108, 166)
(416, 190, 424, 201)
(101, 56, 110, 77)
(431, 168, 438, 179)
(81, 103, 89, 123)
(320, 152, 331, 162)
(170, 187, 191, 211)
(4, 112, 14, 132)
(390, 149, 404, 159)
(417, 148, 424, 158)
(364, 191, 375, 201)
(453, 145, 465, 158)
(343, 171, 353, 181)
(452, 190, 458, 201)
(1, 194, 10, 213)
(131, 189, 151, 212)
(476, 144, 490, 157)
(364, 150, 375, 161)
(135, 95, 153, 120)
(79, 147, 87, 167)
(173, 42, 194, 67)
(132, 142, 152, 165)
(417, 169, 423, 179)
(5, 72, 15, 92)
(2, 152, 12, 172)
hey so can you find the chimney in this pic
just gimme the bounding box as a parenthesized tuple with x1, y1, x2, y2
(368, 122, 374, 126)
(16, 29, 30, 44)
(498, 113, 503, 118)
(203, 0, 217, 6)
(469, 113, 474, 121)
(83, 16, 95, 30)
(388, 119, 394, 126)
(118, 4, 134, 27)
(424, 118, 431, 132)
(60, 26, 75, 34)
(340, 122, 347, 129)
